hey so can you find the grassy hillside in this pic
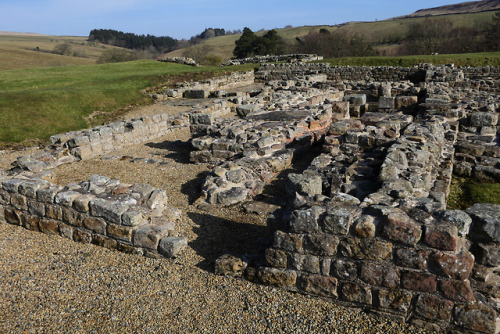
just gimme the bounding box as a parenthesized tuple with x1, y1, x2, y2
(0, 60, 254, 146)
(165, 11, 498, 61)
(0, 34, 120, 70)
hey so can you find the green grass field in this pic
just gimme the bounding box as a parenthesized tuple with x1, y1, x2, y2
(448, 177, 500, 209)
(322, 52, 500, 67)
(0, 60, 254, 146)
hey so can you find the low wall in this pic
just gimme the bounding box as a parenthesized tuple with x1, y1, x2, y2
(221, 54, 323, 66)
(0, 175, 186, 259)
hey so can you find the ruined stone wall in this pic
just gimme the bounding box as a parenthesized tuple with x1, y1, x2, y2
(221, 54, 323, 67)
(0, 175, 186, 259)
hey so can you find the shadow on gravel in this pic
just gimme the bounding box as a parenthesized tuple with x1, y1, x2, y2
(181, 171, 211, 204)
(145, 140, 192, 163)
(187, 211, 267, 272)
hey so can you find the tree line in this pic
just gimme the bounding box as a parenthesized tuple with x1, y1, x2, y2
(88, 29, 178, 53)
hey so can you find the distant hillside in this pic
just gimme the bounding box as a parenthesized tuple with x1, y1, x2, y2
(404, 0, 500, 17)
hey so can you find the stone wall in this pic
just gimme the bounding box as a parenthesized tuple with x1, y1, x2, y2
(221, 54, 323, 67)
(0, 175, 186, 259)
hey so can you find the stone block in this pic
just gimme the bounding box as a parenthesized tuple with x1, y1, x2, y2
(354, 215, 376, 238)
(265, 248, 287, 268)
(107, 224, 133, 242)
(470, 112, 498, 127)
(72, 194, 95, 213)
(216, 187, 249, 206)
(133, 224, 172, 250)
(286, 173, 322, 197)
(290, 254, 321, 274)
(83, 217, 106, 234)
(55, 191, 82, 207)
(90, 199, 129, 224)
(331, 259, 358, 281)
(58, 223, 74, 240)
(344, 94, 367, 106)
(379, 97, 395, 110)
(394, 248, 429, 270)
(376, 288, 412, 313)
(11, 194, 27, 210)
(2, 179, 25, 193)
(27, 200, 45, 216)
(340, 283, 372, 305)
(18, 179, 49, 198)
(383, 211, 422, 246)
(62, 207, 83, 227)
(300, 274, 338, 298)
(73, 229, 92, 243)
(92, 235, 118, 249)
(466, 203, 500, 243)
(290, 206, 325, 233)
(214, 254, 247, 277)
(414, 294, 453, 321)
(395, 96, 418, 109)
(258, 268, 297, 288)
(340, 238, 393, 261)
(189, 113, 213, 126)
(273, 231, 303, 253)
(424, 222, 459, 251)
(184, 90, 208, 99)
(116, 242, 143, 255)
(303, 233, 339, 256)
(360, 262, 400, 289)
(39, 218, 59, 235)
(439, 279, 475, 302)
(122, 210, 147, 227)
(4, 207, 21, 225)
(475, 243, 500, 267)
(322, 206, 356, 235)
(433, 210, 472, 237)
(21, 214, 40, 231)
(429, 251, 474, 280)
(401, 271, 437, 292)
(36, 186, 63, 203)
(45, 204, 63, 220)
(158, 236, 187, 258)
(453, 303, 498, 334)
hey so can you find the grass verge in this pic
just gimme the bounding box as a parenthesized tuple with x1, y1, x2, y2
(447, 176, 500, 210)
(322, 52, 500, 67)
(0, 60, 256, 147)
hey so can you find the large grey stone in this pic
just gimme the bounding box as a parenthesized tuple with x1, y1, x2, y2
(466, 203, 500, 243)
(158, 237, 187, 258)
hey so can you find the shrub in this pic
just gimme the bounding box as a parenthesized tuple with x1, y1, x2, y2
(97, 49, 139, 64)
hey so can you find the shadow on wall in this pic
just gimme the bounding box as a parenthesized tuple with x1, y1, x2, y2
(145, 139, 193, 164)
(187, 211, 267, 272)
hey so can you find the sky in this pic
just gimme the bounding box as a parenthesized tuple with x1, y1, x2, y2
(0, 0, 472, 39)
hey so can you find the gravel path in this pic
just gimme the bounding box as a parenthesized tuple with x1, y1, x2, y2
(0, 103, 433, 333)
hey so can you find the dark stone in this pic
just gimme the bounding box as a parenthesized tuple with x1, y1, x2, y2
(376, 288, 413, 313)
(383, 211, 422, 246)
(466, 203, 500, 243)
(331, 259, 358, 281)
(265, 248, 287, 268)
(429, 251, 474, 280)
(258, 268, 297, 287)
(414, 294, 453, 321)
(340, 283, 372, 305)
(401, 271, 437, 292)
(439, 279, 475, 303)
(302, 234, 339, 256)
(300, 274, 338, 298)
(215, 254, 247, 278)
(424, 222, 459, 251)
(360, 262, 400, 289)
(394, 248, 429, 270)
(453, 303, 497, 334)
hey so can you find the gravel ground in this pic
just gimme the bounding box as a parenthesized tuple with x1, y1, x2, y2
(0, 102, 433, 333)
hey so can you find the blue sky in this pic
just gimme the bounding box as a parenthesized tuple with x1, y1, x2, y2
(0, 0, 468, 39)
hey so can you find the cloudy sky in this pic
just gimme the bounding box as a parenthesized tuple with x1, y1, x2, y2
(0, 0, 466, 39)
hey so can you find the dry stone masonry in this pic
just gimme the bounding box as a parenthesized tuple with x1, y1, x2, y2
(1, 62, 499, 333)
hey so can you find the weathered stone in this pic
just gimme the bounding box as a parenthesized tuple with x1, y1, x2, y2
(133, 224, 171, 250)
(354, 215, 376, 238)
(303, 233, 339, 256)
(340, 283, 372, 305)
(107, 224, 133, 242)
(27, 200, 45, 216)
(121, 210, 147, 227)
(290, 206, 325, 233)
(11, 194, 27, 210)
(383, 211, 422, 246)
(73, 228, 92, 243)
(18, 179, 49, 198)
(290, 254, 321, 274)
(21, 214, 40, 231)
(414, 294, 454, 321)
(145, 189, 168, 211)
(401, 271, 437, 292)
(394, 248, 429, 270)
(322, 206, 356, 235)
(72, 194, 95, 213)
(273, 231, 303, 253)
(54, 191, 82, 207)
(453, 303, 498, 334)
(376, 288, 413, 313)
(62, 207, 83, 227)
(38, 218, 59, 235)
(331, 259, 358, 281)
(58, 223, 73, 240)
(300, 274, 338, 298)
(265, 248, 287, 268)
(340, 238, 393, 261)
(429, 251, 474, 280)
(287, 173, 322, 197)
(433, 210, 472, 237)
(214, 254, 247, 277)
(90, 199, 129, 224)
(474, 243, 500, 267)
(216, 187, 249, 206)
(83, 217, 107, 235)
(439, 279, 475, 302)
(466, 203, 500, 243)
(360, 262, 400, 289)
(258, 268, 297, 287)
(157, 236, 187, 258)
(424, 222, 459, 251)
(2, 179, 25, 193)
(470, 112, 498, 127)
(4, 207, 21, 225)
(92, 235, 118, 250)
